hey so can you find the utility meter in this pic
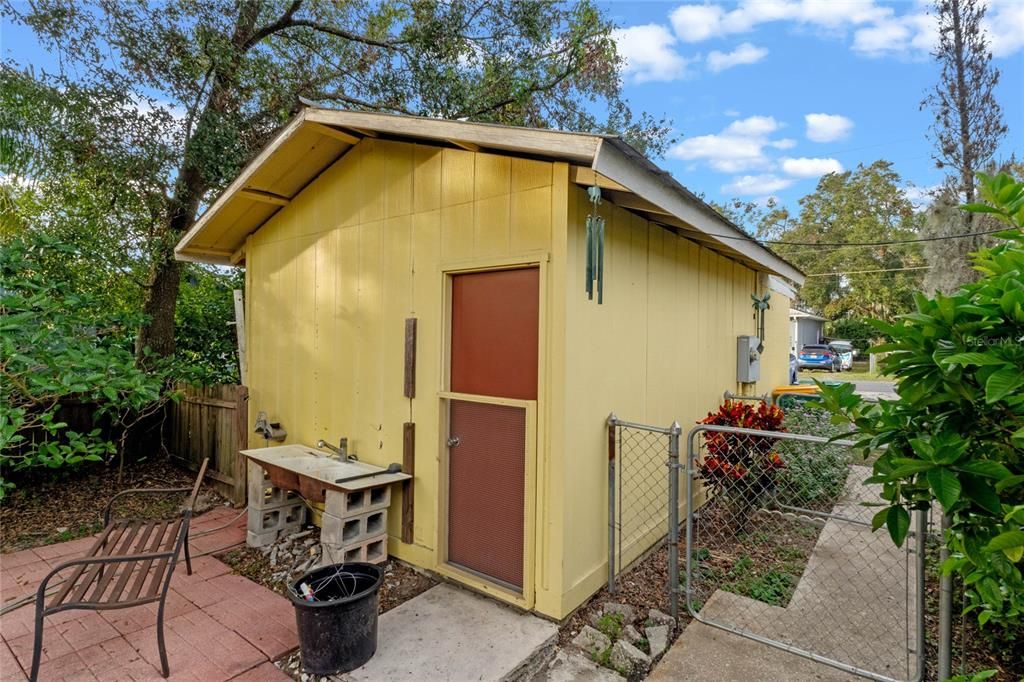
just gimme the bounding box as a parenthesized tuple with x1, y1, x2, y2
(737, 335, 761, 383)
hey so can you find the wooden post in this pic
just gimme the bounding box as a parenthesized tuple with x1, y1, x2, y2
(403, 318, 417, 398)
(234, 385, 249, 506)
(402, 422, 415, 543)
(233, 290, 247, 384)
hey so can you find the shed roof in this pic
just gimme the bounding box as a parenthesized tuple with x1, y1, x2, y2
(174, 107, 804, 284)
(789, 308, 827, 322)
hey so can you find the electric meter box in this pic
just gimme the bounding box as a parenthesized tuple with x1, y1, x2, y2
(737, 335, 761, 383)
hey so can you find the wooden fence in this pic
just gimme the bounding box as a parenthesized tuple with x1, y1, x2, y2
(165, 383, 248, 505)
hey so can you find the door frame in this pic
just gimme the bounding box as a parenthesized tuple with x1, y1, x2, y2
(436, 253, 548, 611)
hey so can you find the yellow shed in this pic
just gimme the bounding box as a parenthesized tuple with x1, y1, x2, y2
(175, 107, 805, 620)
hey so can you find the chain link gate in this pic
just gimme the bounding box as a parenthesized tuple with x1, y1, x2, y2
(606, 414, 681, 592)
(679, 424, 926, 682)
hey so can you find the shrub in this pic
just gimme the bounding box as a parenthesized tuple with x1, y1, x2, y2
(0, 235, 168, 496)
(817, 172, 1024, 631)
(775, 403, 851, 509)
(698, 401, 787, 518)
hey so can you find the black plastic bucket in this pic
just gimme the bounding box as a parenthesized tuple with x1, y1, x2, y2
(289, 562, 383, 675)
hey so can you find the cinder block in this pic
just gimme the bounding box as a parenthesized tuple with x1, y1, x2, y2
(248, 501, 306, 535)
(247, 462, 301, 510)
(246, 529, 279, 548)
(319, 533, 388, 566)
(320, 509, 387, 546)
(324, 485, 391, 519)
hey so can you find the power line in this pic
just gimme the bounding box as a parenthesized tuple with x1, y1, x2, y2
(805, 265, 933, 277)
(733, 226, 1009, 248)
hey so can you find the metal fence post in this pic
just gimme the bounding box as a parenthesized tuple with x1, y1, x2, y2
(667, 421, 682, 620)
(938, 513, 953, 680)
(608, 413, 617, 593)
(915, 506, 927, 680)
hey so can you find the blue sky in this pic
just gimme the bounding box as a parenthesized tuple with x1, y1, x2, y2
(608, 0, 1023, 210)
(2, 0, 1021, 214)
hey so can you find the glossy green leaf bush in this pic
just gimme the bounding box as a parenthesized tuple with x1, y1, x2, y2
(818, 172, 1024, 630)
(0, 234, 168, 495)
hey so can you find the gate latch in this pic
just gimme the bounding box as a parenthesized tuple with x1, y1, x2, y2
(447, 436, 461, 448)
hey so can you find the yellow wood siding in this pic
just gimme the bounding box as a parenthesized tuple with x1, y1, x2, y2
(557, 185, 792, 616)
(245, 140, 792, 620)
(246, 139, 564, 612)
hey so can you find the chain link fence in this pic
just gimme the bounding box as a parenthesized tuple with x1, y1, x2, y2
(682, 424, 926, 682)
(606, 414, 680, 592)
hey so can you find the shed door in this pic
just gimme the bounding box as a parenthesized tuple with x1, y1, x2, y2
(446, 267, 538, 590)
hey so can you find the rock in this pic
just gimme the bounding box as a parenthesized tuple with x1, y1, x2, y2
(542, 649, 624, 681)
(571, 625, 611, 657)
(647, 608, 675, 630)
(621, 624, 643, 645)
(269, 547, 278, 567)
(609, 640, 650, 677)
(645, 625, 670, 659)
(602, 602, 636, 624)
(288, 529, 312, 541)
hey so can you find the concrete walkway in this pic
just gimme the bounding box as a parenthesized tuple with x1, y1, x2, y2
(1, 507, 294, 681)
(651, 465, 918, 681)
(340, 583, 557, 682)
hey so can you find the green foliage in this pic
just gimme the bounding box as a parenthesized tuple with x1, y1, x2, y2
(721, 554, 798, 607)
(175, 265, 242, 385)
(0, 234, 168, 495)
(774, 161, 925, 321)
(776, 404, 851, 509)
(817, 172, 1024, 632)
(595, 612, 624, 640)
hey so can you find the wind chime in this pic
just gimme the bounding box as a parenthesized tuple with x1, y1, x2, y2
(751, 291, 771, 353)
(585, 185, 605, 304)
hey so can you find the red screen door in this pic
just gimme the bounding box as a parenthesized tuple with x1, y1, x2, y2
(447, 267, 538, 590)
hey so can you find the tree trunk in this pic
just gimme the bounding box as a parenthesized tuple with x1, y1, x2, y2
(137, 255, 182, 361)
(134, 1, 261, 367)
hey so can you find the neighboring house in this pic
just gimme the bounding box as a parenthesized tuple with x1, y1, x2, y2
(790, 308, 826, 353)
(175, 107, 805, 620)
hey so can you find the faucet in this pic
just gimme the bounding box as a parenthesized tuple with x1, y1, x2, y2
(316, 437, 356, 461)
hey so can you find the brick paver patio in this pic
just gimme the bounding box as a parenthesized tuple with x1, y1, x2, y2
(1, 507, 296, 681)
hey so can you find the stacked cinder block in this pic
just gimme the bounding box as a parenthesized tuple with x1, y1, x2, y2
(318, 485, 391, 565)
(246, 462, 308, 548)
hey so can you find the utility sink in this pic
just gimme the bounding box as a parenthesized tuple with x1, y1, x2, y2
(240, 444, 410, 503)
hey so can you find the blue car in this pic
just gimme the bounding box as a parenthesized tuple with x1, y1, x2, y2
(798, 344, 841, 372)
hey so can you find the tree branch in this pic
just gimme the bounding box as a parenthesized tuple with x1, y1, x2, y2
(242, 0, 304, 50)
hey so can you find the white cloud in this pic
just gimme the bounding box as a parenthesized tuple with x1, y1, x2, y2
(614, 24, 692, 82)
(781, 156, 844, 177)
(769, 138, 797, 150)
(723, 174, 795, 196)
(805, 113, 854, 142)
(707, 42, 769, 72)
(724, 108, 741, 117)
(668, 0, 893, 43)
(670, 4, 726, 42)
(668, 115, 789, 172)
(648, 0, 1022, 61)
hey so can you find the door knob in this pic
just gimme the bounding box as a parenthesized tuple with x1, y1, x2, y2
(447, 436, 461, 448)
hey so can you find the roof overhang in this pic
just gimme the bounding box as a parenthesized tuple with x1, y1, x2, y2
(174, 107, 804, 284)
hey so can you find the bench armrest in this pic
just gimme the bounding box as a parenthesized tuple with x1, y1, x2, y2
(104, 488, 191, 526)
(38, 550, 178, 599)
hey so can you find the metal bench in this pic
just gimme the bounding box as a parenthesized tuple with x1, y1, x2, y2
(29, 459, 209, 681)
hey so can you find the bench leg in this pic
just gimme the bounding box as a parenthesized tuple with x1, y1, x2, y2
(29, 594, 45, 681)
(184, 531, 192, 576)
(157, 595, 170, 677)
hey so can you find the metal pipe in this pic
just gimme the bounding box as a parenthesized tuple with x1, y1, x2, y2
(607, 413, 617, 593)
(938, 513, 953, 680)
(723, 390, 768, 403)
(915, 507, 927, 681)
(667, 421, 682, 620)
